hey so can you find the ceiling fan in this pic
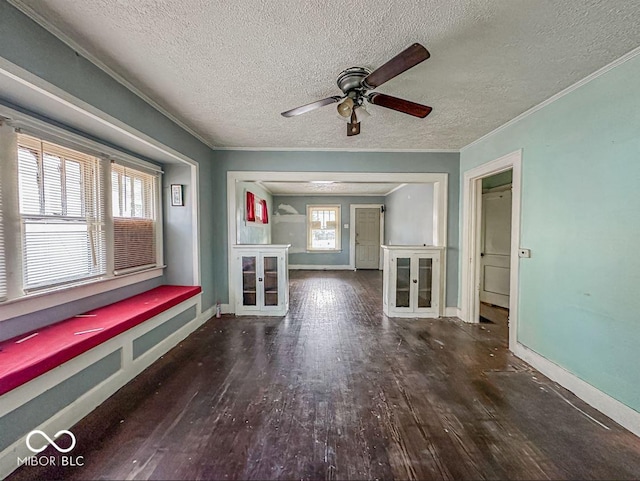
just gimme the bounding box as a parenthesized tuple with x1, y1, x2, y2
(281, 43, 432, 137)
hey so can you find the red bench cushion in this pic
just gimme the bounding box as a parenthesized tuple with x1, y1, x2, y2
(0, 285, 201, 396)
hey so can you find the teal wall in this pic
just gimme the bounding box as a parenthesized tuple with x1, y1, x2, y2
(384, 184, 434, 245)
(272, 195, 385, 266)
(460, 55, 640, 412)
(211, 150, 460, 306)
(0, 2, 216, 314)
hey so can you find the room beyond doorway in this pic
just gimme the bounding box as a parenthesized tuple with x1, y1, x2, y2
(479, 169, 513, 334)
(227, 171, 449, 311)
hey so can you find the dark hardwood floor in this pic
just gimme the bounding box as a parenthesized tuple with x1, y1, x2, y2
(9, 270, 640, 480)
(480, 302, 509, 325)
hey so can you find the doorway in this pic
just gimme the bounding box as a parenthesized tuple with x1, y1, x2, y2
(461, 150, 521, 351)
(353, 206, 382, 269)
(479, 171, 512, 329)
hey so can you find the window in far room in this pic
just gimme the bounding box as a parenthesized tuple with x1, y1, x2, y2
(307, 205, 341, 251)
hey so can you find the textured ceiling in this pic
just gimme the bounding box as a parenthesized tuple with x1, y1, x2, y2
(16, 0, 640, 150)
(260, 181, 404, 196)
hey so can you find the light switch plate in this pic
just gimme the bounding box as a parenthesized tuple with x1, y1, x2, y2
(518, 248, 531, 258)
(344, 224, 349, 229)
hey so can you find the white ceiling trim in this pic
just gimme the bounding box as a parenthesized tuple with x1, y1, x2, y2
(8, 0, 216, 150)
(271, 193, 390, 197)
(461, 44, 640, 153)
(229, 171, 448, 183)
(215, 146, 459, 153)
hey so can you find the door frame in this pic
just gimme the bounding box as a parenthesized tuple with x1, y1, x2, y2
(461, 149, 521, 352)
(349, 204, 384, 270)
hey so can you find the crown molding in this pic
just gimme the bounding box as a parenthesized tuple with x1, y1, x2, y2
(214, 146, 459, 153)
(461, 44, 640, 153)
(8, 0, 216, 151)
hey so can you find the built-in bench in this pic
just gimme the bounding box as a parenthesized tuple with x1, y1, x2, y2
(0, 284, 206, 479)
(0, 285, 201, 396)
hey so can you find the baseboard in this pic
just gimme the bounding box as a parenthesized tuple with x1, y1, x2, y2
(289, 264, 354, 270)
(200, 306, 215, 321)
(513, 342, 640, 438)
(444, 307, 461, 318)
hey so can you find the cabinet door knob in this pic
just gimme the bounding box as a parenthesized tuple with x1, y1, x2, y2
(412, 279, 417, 283)
(258, 277, 263, 282)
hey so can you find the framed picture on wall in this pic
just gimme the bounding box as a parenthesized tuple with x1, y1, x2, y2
(171, 184, 184, 206)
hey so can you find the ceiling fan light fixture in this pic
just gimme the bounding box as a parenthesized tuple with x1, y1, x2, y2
(337, 97, 354, 117)
(354, 105, 371, 123)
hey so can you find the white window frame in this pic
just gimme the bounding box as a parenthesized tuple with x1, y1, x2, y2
(306, 205, 341, 252)
(17, 134, 107, 291)
(0, 117, 165, 321)
(111, 162, 160, 275)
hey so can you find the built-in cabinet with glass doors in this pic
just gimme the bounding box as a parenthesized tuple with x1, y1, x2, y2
(381, 246, 444, 318)
(233, 244, 290, 316)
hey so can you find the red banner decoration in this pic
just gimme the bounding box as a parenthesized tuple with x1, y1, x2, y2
(246, 191, 255, 222)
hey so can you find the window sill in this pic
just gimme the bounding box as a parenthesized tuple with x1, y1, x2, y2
(306, 249, 343, 253)
(0, 266, 164, 321)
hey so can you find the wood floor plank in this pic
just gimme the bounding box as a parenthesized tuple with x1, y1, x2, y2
(8, 270, 640, 480)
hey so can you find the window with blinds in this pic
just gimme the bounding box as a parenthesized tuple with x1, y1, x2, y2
(17, 134, 106, 290)
(307, 205, 341, 251)
(111, 163, 157, 272)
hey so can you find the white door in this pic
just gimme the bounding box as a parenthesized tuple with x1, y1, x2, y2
(480, 189, 512, 308)
(355, 208, 380, 269)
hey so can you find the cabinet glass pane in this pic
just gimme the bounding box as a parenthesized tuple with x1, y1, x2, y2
(417, 257, 432, 308)
(242, 256, 257, 306)
(395, 257, 410, 308)
(263, 256, 278, 306)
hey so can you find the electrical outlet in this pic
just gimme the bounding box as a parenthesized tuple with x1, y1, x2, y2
(518, 248, 531, 258)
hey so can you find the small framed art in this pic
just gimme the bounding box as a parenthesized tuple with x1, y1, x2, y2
(171, 184, 184, 206)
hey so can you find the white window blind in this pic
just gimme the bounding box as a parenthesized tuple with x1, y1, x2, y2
(0, 173, 6, 300)
(111, 163, 157, 272)
(17, 134, 106, 290)
(307, 205, 341, 251)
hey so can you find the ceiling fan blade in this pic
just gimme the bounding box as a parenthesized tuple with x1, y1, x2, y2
(281, 96, 342, 117)
(363, 43, 430, 89)
(368, 93, 432, 118)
